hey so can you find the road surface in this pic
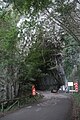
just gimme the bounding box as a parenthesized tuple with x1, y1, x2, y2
(0, 92, 72, 120)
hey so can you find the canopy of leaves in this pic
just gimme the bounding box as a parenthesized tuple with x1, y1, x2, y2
(3, 0, 52, 14)
(1, 0, 80, 98)
(63, 34, 80, 81)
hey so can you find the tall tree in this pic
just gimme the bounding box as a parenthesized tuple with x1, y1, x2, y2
(63, 34, 80, 82)
(0, 8, 20, 99)
(3, 0, 80, 44)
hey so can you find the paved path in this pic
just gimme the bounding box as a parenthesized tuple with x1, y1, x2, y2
(0, 92, 72, 120)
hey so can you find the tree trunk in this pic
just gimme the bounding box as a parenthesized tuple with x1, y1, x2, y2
(6, 83, 9, 100)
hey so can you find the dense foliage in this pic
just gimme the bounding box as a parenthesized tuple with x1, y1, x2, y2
(0, 0, 80, 100)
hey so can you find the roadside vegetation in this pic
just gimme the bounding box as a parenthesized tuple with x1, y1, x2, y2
(72, 93, 80, 120)
(0, 93, 43, 115)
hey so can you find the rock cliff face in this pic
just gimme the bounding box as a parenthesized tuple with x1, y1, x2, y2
(36, 53, 65, 91)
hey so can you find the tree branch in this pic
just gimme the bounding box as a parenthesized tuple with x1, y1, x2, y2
(45, 8, 80, 45)
(13, 0, 22, 14)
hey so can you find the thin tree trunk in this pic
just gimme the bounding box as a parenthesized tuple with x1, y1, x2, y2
(6, 83, 9, 100)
